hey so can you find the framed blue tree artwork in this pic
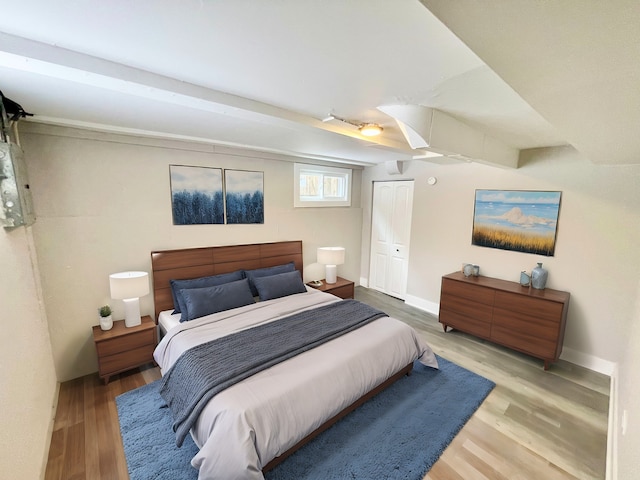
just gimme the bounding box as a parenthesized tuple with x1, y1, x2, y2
(224, 169, 264, 224)
(472, 190, 562, 256)
(170, 165, 224, 225)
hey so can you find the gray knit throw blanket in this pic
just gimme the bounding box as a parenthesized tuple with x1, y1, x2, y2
(159, 299, 387, 447)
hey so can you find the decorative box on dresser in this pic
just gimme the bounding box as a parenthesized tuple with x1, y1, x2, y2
(307, 277, 355, 299)
(439, 272, 570, 370)
(92, 315, 157, 384)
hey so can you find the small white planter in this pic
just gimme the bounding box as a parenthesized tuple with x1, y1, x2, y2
(99, 314, 113, 331)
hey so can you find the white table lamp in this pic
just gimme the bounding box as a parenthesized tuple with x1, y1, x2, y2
(109, 271, 149, 327)
(317, 247, 345, 284)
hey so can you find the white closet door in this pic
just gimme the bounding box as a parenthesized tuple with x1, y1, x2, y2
(369, 180, 414, 299)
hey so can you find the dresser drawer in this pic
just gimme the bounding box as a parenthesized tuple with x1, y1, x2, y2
(493, 307, 560, 341)
(441, 278, 495, 306)
(96, 328, 155, 357)
(494, 291, 563, 324)
(328, 283, 354, 299)
(491, 325, 557, 359)
(439, 308, 492, 339)
(440, 292, 493, 323)
(100, 344, 155, 376)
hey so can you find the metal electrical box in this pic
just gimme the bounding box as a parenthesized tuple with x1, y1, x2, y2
(0, 142, 35, 228)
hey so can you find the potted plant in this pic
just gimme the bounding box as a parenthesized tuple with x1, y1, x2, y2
(98, 305, 113, 331)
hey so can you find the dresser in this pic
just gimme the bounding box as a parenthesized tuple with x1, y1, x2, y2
(92, 315, 157, 384)
(439, 272, 570, 370)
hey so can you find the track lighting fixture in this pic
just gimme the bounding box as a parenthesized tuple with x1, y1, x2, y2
(321, 113, 383, 137)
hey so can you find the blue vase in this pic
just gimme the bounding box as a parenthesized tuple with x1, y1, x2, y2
(531, 262, 548, 289)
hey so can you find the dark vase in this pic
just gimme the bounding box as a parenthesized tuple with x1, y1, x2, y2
(531, 262, 548, 289)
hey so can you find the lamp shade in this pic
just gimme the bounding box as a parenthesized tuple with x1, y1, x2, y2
(317, 247, 345, 285)
(317, 247, 345, 266)
(109, 271, 149, 300)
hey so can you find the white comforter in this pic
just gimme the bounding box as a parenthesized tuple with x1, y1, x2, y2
(154, 288, 438, 480)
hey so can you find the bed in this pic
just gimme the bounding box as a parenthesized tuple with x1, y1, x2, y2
(150, 241, 438, 480)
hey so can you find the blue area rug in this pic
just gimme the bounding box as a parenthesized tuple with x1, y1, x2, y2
(116, 355, 494, 480)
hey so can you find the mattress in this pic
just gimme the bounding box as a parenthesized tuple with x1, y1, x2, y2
(158, 308, 181, 337)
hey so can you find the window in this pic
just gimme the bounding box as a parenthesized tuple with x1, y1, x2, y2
(294, 163, 352, 207)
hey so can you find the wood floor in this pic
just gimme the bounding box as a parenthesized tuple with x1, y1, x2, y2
(45, 286, 609, 480)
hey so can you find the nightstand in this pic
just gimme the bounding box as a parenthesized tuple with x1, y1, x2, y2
(92, 315, 157, 384)
(307, 277, 355, 299)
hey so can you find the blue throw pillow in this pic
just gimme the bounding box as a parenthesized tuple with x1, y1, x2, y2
(253, 270, 307, 301)
(244, 262, 296, 296)
(179, 278, 255, 322)
(170, 270, 244, 316)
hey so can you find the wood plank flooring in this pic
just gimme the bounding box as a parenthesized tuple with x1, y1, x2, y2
(44, 286, 609, 480)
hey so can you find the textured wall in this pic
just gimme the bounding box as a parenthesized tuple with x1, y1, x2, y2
(0, 224, 57, 479)
(20, 124, 363, 381)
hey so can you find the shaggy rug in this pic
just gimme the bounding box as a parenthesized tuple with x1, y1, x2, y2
(116, 355, 494, 480)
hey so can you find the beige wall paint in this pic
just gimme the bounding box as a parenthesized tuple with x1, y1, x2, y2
(20, 124, 363, 381)
(360, 147, 640, 369)
(0, 225, 58, 478)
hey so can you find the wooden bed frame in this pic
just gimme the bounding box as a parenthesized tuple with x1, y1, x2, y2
(150, 240, 303, 322)
(149, 240, 412, 473)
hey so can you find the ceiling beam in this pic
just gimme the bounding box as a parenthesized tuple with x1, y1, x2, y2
(378, 104, 519, 168)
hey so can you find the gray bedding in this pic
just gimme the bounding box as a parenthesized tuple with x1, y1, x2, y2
(160, 299, 386, 446)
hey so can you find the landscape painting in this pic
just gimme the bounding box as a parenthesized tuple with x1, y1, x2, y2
(224, 169, 264, 224)
(170, 165, 224, 225)
(472, 190, 562, 256)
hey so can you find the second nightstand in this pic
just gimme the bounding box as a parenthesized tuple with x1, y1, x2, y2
(92, 315, 157, 384)
(307, 276, 355, 299)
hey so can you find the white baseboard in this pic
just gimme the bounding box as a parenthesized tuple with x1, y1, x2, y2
(403, 294, 440, 317)
(559, 346, 616, 376)
(359, 277, 368, 288)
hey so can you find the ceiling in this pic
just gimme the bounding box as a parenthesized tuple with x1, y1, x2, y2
(0, 0, 637, 167)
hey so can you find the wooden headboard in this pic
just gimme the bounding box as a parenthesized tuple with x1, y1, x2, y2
(150, 241, 303, 321)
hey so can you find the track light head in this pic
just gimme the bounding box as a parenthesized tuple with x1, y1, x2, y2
(358, 123, 383, 137)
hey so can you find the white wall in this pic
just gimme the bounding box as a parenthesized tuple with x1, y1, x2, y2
(0, 224, 57, 479)
(20, 124, 363, 381)
(360, 147, 640, 370)
(616, 280, 640, 479)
